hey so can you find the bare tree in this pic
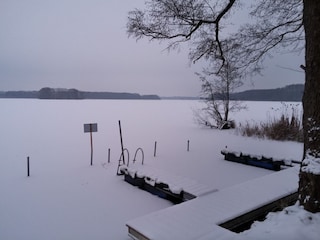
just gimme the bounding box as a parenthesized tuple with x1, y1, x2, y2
(127, 0, 320, 213)
(195, 59, 245, 129)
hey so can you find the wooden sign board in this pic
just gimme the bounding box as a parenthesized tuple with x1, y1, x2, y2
(84, 123, 98, 133)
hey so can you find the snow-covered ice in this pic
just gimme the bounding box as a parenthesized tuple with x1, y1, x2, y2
(0, 99, 318, 240)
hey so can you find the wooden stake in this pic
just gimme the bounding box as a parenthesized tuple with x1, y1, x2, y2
(90, 124, 93, 166)
(119, 121, 125, 164)
(154, 141, 157, 157)
(27, 156, 30, 177)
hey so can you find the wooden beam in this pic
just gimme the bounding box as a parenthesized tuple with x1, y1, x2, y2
(219, 192, 298, 232)
(127, 226, 150, 240)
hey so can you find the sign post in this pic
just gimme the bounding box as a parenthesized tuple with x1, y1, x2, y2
(84, 123, 98, 166)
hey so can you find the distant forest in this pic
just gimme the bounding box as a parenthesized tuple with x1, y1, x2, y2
(0, 87, 160, 100)
(0, 84, 304, 101)
(229, 84, 304, 102)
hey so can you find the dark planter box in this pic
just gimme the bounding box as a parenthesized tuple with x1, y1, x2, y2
(124, 174, 144, 188)
(247, 159, 274, 170)
(245, 157, 281, 171)
(223, 152, 247, 164)
(222, 150, 282, 171)
(144, 183, 184, 204)
(144, 183, 167, 199)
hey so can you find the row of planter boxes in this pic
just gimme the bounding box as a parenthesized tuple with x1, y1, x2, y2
(221, 150, 284, 171)
(122, 171, 195, 204)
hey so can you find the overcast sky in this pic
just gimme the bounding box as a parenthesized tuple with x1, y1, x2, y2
(0, 0, 305, 97)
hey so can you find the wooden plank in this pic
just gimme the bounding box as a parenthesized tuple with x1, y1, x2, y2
(128, 227, 150, 240)
(219, 192, 299, 232)
(126, 166, 299, 240)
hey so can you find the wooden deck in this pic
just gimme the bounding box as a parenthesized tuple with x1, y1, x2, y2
(121, 165, 218, 203)
(126, 166, 299, 240)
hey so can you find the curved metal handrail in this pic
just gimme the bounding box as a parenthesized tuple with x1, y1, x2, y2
(116, 148, 130, 175)
(133, 147, 144, 165)
(123, 148, 130, 166)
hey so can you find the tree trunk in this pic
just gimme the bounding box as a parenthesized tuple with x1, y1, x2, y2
(298, 0, 320, 213)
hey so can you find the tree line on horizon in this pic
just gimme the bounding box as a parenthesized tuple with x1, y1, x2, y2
(0, 84, 304, 101)
(0, 87, 160, 100)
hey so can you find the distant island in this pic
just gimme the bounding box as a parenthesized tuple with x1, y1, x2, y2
(0, 84, 304, 101)
(0, 87, 160, 100)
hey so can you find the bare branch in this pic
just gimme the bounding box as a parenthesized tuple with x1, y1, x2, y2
(229, 0, 304, 74)
(127, 0, 304, 80)
(214, 0, 236, 66)
(127, 0, 237, 67)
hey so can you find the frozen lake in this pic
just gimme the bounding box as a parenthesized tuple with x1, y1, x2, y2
(0, 99, 303, 239)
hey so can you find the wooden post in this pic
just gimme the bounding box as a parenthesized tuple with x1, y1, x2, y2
(90, 124, 93, 166)
(187, 140, 190, 152)
(27, 156, 30, 177)
(119, 121, 125, 165)
(154, 141, 157, 157)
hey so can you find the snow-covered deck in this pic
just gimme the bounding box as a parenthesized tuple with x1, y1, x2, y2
(126, 166, 300, 240)
(121, 165, 218, 197)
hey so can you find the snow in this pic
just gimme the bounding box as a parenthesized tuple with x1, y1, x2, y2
(197, 204, 320, 240)
(301, 151, 320, 175)
(0, 99, 318, 240)
(126, 166, 300, 240)
(237, 204, 320, 240)
(221, 149, 297, 162)
(121, 165, 217, 196)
